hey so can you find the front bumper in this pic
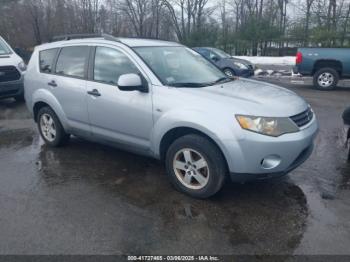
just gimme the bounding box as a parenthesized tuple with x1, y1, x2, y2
(237, 68, 255, 78)
(0, 77, 24, 99)
(223, 117, 318, 181)
(229, 143, 314, 182)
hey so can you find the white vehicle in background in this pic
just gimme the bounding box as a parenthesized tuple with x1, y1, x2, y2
(0, 36, 26, 101)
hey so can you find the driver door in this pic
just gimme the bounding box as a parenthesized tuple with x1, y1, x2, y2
(86, 46, 153, 151)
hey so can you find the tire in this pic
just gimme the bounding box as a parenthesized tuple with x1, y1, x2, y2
(223, 68, 236, 78)
(37, 106, 70, 147)
(14, 94, 25, 102)
(313, 68, 339, 90)
(165, 134, 227, 199)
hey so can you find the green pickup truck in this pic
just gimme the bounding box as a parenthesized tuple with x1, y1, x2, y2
(294, 48, 350, 90)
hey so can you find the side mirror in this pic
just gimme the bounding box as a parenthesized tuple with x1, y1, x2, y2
(117, 73, 148, 93)
(211, 56, 220, 62)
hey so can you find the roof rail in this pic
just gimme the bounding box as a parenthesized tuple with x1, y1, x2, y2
(50, 33, 121, 43)
(101, 33, 121, 42)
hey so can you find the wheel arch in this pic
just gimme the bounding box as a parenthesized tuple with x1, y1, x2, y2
(312, 59, 343, 76)
(158, 126, 230, 172)
(33, 101, 50, 122)
(32, 89, 69, 130)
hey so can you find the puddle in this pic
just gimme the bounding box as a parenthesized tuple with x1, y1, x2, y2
(0, 129, 309, 254)
(1, 84, 350, 254)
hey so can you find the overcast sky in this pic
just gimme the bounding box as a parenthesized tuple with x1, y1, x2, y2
(207, 0, 350, 21)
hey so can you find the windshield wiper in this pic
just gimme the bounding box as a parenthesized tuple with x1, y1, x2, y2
(168, 82, 207, 88)
(168, 77, 233, 88)
(213, 77, 233, 84)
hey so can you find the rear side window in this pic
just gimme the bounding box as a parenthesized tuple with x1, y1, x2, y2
(39, 48, 58, 73)
(198, 49, 210, 59)
(55, 46, 89, 78)
(94, 47, 139, 85)
(209, 51, 217, 60)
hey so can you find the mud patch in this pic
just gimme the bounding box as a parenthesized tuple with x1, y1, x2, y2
(0, 128, 36, 149)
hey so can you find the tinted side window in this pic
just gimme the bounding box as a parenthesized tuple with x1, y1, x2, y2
(39, 48, 58, 73)
(55, 46, 89, 78)
(209, 51, 217, 60)
(199, 49, 210, 59)
(94, 47, 139, 85)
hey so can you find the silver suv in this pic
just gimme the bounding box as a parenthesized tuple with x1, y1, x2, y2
(24, 34, 318, 198)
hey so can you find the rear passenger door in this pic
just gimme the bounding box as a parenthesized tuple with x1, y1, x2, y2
(86, 46, 153, 151)
(47, 46, 91, 136)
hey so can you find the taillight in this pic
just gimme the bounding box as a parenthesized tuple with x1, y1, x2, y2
(296, 52, 303, 64)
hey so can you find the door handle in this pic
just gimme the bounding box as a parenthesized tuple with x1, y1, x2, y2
(87, 89, 101, 97)
(48, 80, 57, 87)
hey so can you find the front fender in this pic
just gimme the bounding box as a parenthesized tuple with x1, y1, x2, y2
(32, 89, 69, 130)
(151, 109, 245, 172)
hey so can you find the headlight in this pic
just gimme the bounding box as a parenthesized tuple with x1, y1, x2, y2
(18, 61, 27, 72)
(233, 62, 248, 70)
(236, 115, 299, 137)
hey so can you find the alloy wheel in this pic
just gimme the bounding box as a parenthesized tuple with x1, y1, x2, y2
(40, 113, 57, 142)
(224, 69, 234, 77)
(173, 148, 209, 190)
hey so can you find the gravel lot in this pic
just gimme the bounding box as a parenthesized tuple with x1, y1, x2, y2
(0, 79, 349, 255)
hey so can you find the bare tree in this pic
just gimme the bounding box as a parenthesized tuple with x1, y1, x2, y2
(24, 0, 44, 44)
(304, 0, 315, 45)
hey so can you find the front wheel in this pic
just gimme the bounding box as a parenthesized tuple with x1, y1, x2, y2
(37, 107, 70, 147)
(165, 134, 227, 198)
(223, 68, 236, 78)
(313, 68, 339, 90)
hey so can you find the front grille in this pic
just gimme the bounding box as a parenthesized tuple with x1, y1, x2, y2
(0, 66, 21, 83)
(290, 107, 314, 127)
(0, 89, 18, 96)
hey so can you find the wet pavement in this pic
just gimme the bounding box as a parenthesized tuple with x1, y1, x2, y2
(0, 81, 350, 255)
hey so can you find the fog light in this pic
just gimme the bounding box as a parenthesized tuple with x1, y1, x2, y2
(261, 155, 281, 170)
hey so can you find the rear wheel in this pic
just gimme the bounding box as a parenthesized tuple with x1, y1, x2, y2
(37, 107, 70, 147)
(165, 134, 226, 198)
(313, 68, 339, 90)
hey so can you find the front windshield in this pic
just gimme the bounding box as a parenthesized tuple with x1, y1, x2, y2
(0, 39, 11, 55)
(211, 48, 231, 59)
(133, 46, 229, 87)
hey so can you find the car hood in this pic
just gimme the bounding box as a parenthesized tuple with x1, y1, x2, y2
(0, 53, 22, 67)
(230, 57, 251, 65)
(176, 78, 308, 117)
(221, 57, 252, 67)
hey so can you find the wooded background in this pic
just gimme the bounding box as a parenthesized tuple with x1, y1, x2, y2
(1, 0, 350, 56)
